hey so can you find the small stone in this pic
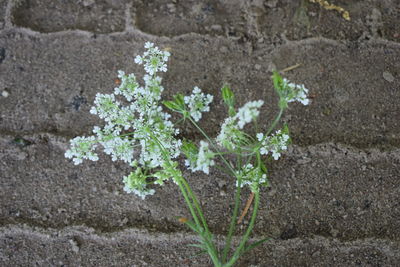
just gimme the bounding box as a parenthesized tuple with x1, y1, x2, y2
(219, 46, 228, 53)
(2, 90, 9, 97)
(69, 239, 80, 253)
(210, 24, 223, 32)
(254, 64, 261, 70)
(82, 0, 95, 7)
(383, 71, 395, 83)
(361, 165, 366, 171)
(296, 158, 311, 164)
(167, 3, 176, 13)
(265, 0, 278, 8)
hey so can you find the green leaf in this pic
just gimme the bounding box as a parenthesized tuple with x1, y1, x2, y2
(181, 139, 198, 163)
(184, 219, 204, 234)
(221, 84, 236, 116)
(242, 237, 271, 255)
(163, 93, 186, 112)
(221, 84, 234, 104)
(259, 160, 268, 175)
(174, 93, 185, 107)
(272, 71, 283, 93)
(163, 100, 180, 111)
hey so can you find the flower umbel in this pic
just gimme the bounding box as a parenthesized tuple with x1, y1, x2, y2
(236, 164, 268, 193)
(184, 86, 214, 122)
(134, 42, 170, 75)
(216, 100, 264, 150)
(257, 129, 290, 160)
(123, 168, 155, 199)
(187, 141, 215, 174)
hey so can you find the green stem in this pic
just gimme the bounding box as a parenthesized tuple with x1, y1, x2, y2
(221, 176, 242, 263)
(188, 118, 237, 177)
(224, 192, 260, 267)
(264, 108, 284, 139)
(180, 177, 213, 237)
(147, 131, 220, 264)
(178, 178, 220, 264)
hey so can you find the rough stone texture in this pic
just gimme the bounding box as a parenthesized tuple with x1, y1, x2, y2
(1, 225, 400, 266)
(1, 0, 400, 266)
(0, 0, 7, 30)
(12, 0, 126, 33)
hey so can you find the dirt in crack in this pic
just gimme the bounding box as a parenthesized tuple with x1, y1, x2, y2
(12, 0, 126, 33)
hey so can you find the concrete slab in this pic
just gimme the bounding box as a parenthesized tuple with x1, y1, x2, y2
(0, 32, 399, 149)
(1, 225, 399, 266)
(11, 0, 126, 33)
(1, 0, 400, 265)
(0, 0, 6, 30)
(1, 134, 399, 242)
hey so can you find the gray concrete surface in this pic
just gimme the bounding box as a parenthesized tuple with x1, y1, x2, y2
(1, 0, 399, 266)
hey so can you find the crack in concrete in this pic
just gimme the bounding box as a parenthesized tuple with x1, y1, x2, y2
(0, 11, 399, 47)
(1, 223, 400, 246)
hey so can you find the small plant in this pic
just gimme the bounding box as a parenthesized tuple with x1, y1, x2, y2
(65, 42, 309, 266)
(308, 0, 350, 21)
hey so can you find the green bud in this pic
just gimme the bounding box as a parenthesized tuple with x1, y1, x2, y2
(221, 84, 236, 117)
(272, 71, 283, 94)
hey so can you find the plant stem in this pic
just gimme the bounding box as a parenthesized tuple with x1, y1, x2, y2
(188, 118, 236, 177)
(221, 177, 242, 263)
(265, 108, 284, 137)
(147, 130, 220, 264)
(224, 192, 260, 266)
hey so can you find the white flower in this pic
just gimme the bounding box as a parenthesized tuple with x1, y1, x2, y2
(65, 136, 99, 165)
(114, 72, 139, 101)
(235, 164, 267, 192)
(123, 168, 155, 199)
(189, 141, 215, 174)
(282, 78, 309, 105)
(184, 87, 213, 122)
(66, 43, 195, 198)
(144, 42, 154, 49)
(134, 55, 143, 64)
(135, 43, 170, 75)
(216, 100, 263, 150)
(236, 100, 264, 129)
(90, 93, 120, 121)
(216, 117, 240, 150)
(101, 137, 134, 164)
(257, 129, 290, 160)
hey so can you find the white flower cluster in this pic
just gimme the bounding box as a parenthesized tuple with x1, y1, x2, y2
(134, 42, 170, 75)
(64, 136, 99, 165)
(186, 141, 215, 174)
(257, 130, 290, 160)
(235, 164, 267, 192)
(236, 100, 264, 129)
(102, 136, 134, 163)
(282, 78, 309, 105)
(114, 70, 139, 102)
(66, 42, 181, 199)
(216, 100, 264, 150)
(123, 168, 155, 200)
(184, 86, 213, 122)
